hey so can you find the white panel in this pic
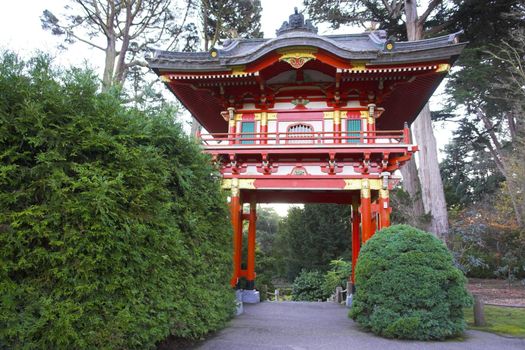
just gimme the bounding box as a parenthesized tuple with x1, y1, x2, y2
(304, 165, 323, 175)
(339, 166, 359, 175)
(304, 101, 328, 108)
(273, 102, 297, 109)
(244, 165, 259, 175)
(345, 101, 362, 108)
(274, 165, 294, 175)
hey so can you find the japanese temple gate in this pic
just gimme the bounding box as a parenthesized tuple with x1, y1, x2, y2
(148, 10, 465, 291)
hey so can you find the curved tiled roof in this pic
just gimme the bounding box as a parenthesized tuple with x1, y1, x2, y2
(147, 29, 466, 72)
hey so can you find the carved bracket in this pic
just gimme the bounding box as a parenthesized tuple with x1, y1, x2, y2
(256, 154, 278, 175)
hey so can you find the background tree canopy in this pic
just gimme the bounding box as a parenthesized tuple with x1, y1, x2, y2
(0, 52, 234, 349)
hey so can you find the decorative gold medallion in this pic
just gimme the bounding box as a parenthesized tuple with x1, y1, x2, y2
(278, 48, 317, 69)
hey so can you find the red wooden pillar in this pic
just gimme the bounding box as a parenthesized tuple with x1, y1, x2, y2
(361, 180, 373, 243)
(230, 180, 242, 288)
(228, 107, 236, 145)
(367, 104, 376, 144)
(246, 199, 257, 289)
(260, 111, 268, 145)
(351, 196, 361, 285)
(379, 189, 391, 229)
(333, 110, 341, 144)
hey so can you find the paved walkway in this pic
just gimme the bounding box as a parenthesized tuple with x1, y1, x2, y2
(195, 302, 525, 350)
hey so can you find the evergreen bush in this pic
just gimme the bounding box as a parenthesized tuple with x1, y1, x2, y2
(322, 259, 352, 296)
(0, 53, 234, 349)
(291, 270, 329, 301)
(349, 225, 472, 340)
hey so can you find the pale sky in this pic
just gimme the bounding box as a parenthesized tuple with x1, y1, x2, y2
(0, 0, 453, 215)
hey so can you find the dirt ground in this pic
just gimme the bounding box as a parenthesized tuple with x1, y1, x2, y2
(468, 278, 525, 306)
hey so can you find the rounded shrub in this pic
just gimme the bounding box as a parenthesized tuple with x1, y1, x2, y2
(292, 270, 329, 301)
(349, 225, 472, 340)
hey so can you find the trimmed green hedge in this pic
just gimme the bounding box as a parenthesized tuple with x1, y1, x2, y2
(292, 270, 329, 301)
(350, 225, 472, 340)
(0, 53, 234, 349)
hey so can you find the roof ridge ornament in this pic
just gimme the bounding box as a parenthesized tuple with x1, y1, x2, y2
(276, 7, 318, 36)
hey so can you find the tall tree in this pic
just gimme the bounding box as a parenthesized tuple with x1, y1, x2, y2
(199, 0, 262, 50)
(444, 1, 524, 227)
(275, 204, 351, 280)
(190, 0, 263, 135)
(304, 0, 456, 237)
(41, 0, 194, 90)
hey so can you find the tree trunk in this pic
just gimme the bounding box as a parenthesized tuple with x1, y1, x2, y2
(403, 0, 449, 237)
(114, 3, 133, 86)
(103, 35, 117, 90)
(412, 104, 449, 237)
(399, 159, 426, 228)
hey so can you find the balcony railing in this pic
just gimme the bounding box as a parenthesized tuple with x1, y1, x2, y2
(201, 127, 411, 147)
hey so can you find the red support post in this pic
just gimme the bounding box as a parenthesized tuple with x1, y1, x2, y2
(260, 112, 268, 145)
(229, 180, 242, 288)
(371, 210, 377, 237)
(246, 199, 257, 289)
(403, 122, 410, 144)
(361, 181, 373, 243)
(334, 110, 341, 144)
(228, 119, 236, 145)
(351, 197, 361, 285)
(379, 189, 391, 229)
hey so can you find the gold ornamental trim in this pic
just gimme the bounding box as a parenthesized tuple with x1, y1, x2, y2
(334, 110, 341, 124)
(234, 113, 243, 121)
(379, 189, 389, 199)
(222, 178, 256, 191)
(267, 113, 277, 120)
(254, 112, 275, 124)
(324, 111, 348, 120)
(367, 116, 375, 125)
(260, 112, 268, 126)
(278, 47, 318, 69)
(160, 75, 171, 82)
(343, 179, 382, 190)
(361, 188, 371, 199)
(231, 65, 248, 76)
(350, 61, 367, 71)
(324, 111, 334, 120)
(228, 119, 236, 127)
(436, 63, 450, 73)
(360, 110, 369, 119)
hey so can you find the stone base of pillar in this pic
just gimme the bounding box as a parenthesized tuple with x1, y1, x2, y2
(241, 289, 261, 304)
(346, 282, 355, 308)
(235, 290, 244, 315)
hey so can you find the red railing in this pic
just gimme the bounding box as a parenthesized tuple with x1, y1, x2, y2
(201, 127, 411, 147)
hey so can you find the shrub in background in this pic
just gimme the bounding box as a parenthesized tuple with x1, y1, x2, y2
(322, 259, 352, 296)
(0, 53, 234, 349)
(291, 270, 329, 301)
(350, 225, 472, 340)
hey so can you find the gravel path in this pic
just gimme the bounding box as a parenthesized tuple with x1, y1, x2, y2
(195, 301, 525, 350)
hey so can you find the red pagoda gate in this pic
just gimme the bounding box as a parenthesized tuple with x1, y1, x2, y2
(148, 10, 465, 293)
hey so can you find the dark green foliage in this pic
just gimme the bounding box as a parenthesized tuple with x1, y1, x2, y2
(322, 259, 352, 297)
(200, 0, 263, 50)
(0, 53, 234, 349)
(440, 139, 504, 209)
(350, 225, 472, 340)
(291, 270, 329, 301)
(275, 204, 351, 281)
